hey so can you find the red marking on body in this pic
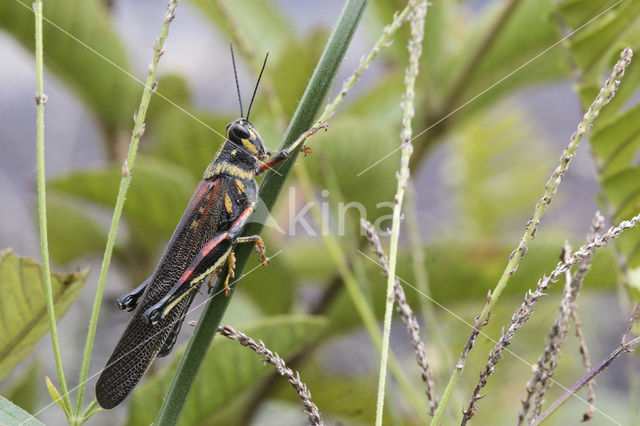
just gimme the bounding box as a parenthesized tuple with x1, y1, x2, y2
(186, 181, 211, 215)
(177, 232, 229, 285)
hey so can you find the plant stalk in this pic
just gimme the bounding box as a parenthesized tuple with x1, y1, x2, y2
(431, 46, 634, 425)
(376, 2, 428, 424)
(74, 0, 179, 416)
(34, 0, 73, 417)
(154, 2, 368, 424)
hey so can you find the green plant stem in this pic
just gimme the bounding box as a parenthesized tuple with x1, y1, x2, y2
(80, 400, 97, 419)
(73, 0, 179, 417)
(375, 2, 427, 425)
(431, 46, 634, 425)
(154, 2, 368, 424)
(34, 0, 73, 417)
(318, 0, 419, 123)
(295, 165, 427, 422)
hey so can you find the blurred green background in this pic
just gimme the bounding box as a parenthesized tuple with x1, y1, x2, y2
(1, 0, 640, 424)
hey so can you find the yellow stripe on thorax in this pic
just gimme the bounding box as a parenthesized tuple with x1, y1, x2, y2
(205, 161, 254, 179)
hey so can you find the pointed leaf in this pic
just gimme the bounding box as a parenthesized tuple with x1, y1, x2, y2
(0, 250, 88, 382)
(560, 0, 640, 79)
(125, 315, 326, 426)
(0, 395, 44, 426)
(44, 376, 68, 417)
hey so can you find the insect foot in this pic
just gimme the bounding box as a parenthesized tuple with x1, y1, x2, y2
(116, 293, 139, 311)
(143, 305, 164, 325)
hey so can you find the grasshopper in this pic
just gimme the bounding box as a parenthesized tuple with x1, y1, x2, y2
(95, 50, 326, 409)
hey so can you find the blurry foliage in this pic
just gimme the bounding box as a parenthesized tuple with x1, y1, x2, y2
(447, 105, 551, 236)
(1, 0, 640, 424)
(3, 362, 41, 415)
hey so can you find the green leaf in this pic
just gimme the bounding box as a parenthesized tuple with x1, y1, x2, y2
(0, 394, 44, 426)
(0, 249, 88, 382)
(44, 376, 68, 417)
(559, 0, 640, 80)
(146, 73, 192, 123)
(3, 362, 40, 415)
(49, 158, 196, 253)
(0, 0, 137, 135)
(557, 0, 640, 275)
(126, 315, 327, 426)
(274, 371, 388, 425)
(268, 30, 329, 119)
(602, 167, 640, 266)
(240, 244, 295, 315)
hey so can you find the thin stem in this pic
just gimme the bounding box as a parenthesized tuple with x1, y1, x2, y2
(74, 0, 179, 416)
(34, 0, 73, 417)
(318, 0, 420, 123)
(361, 220, 438, 415)
(295, 166, 426, 421)
(461, 212, 640, 424)
(376, 3, 427, 425)
(218, 325, 323, 425)
(519, 212, 604, 424)
(155, 2, 368, 424)
(533, 302, 640, 425)
(432, 46, 634, 425)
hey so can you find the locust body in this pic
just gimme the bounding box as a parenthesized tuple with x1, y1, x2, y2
(95, 118, 324, 409)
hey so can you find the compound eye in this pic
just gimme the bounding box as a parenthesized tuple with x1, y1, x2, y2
(232, 124, 251, 140)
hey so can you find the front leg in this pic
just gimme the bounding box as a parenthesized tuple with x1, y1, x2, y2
(142, 233, 232, 324)
(256, 122, 328, 174)
(143, 202, 258, 324)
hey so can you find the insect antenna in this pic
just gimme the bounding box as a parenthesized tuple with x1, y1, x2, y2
(230, 43, 244, 118)
(246, 52, 269, 121)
